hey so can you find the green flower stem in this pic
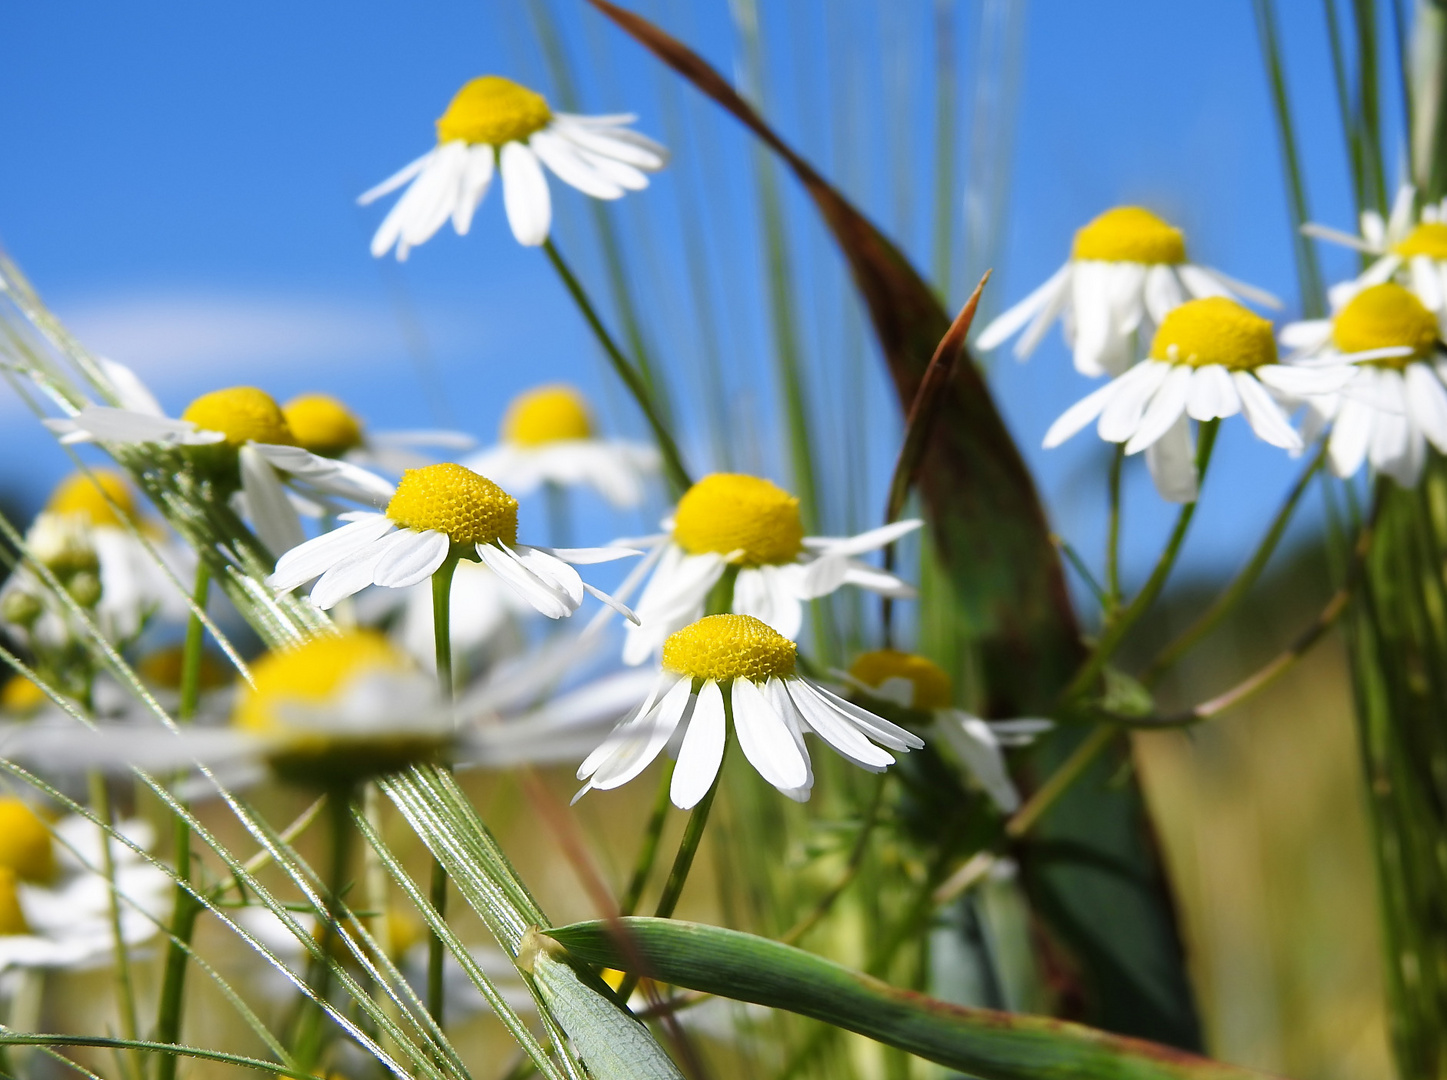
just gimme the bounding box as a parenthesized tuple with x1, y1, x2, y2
(1004, 723, 1118, 840)
(618, 763, 675, 918)
(541, 238, 692, 496)
(153, 559, 210, 1080)
(427, 555, 458, 1029)
(1061, 420, 1220, 703)
(1104, 444, 1125, 616)
(88, 771, 141, 1080)
(290, 787, 356, 1071)
(1142, 440, 1327, 684)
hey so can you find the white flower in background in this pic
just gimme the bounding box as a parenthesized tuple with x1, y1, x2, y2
(281, 393, 476, 474)
(359, 75, 668, 257)
(462, 384, 659, 508)
(618, 474, 920, 664)
(1279, 282, 1447, 486)
(0, 798, 169, 972)
(577, 614, 924, 808)
(1043, 297, 1353, 502)
(267, 463, 638, 620)
(1303, 185, 1447, 311)
(46, 366, 396, 557)
(0, 470, 192, 647)
(845, 650, 1050, 813)
(976, 206, 1280, 377)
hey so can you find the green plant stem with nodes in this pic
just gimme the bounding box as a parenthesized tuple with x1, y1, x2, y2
(541, 238, 692, 496)
(289, 788, 356, 1071)
(89, 770, 141, 1080)
(1142, 440, 1327, 684)
(153, 559, 210, 1080)
(1062, 420, 1220, 702)
(426, 554, 458, 1029)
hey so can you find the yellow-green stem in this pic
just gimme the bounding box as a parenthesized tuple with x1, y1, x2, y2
(427, 556, 457, 1029)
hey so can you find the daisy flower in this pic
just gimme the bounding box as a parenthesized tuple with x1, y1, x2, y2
(281, 393, 476, 474)
(1042, 297, 1354, 502)
(1303, 185, 1447, 311)
(47, 371, 396, 556)
(1279, 282, 1447, 486)
(266, 463, 638, 620)
(0, 799, 169, 972)
(462, 384, 659, 508)
(976, 206, 1280, 377)
(845, 650, 1050, 814)
(359, 75, 668, 257)
(576, 614, 924, 808)
(619, 473, 920, 664)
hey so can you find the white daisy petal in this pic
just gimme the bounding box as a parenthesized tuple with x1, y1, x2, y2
(539, 545, 643, 565)
(781, 679, 894, 770)
(475, 543, 573, 619)
(452, 145, 496, 235)
(530, 130, 625, 200)
(239, 445, 306, 557)
(358, 150, 434, 205)
(806, 519, 923, 556)
(551, 121, 668, 171)
(1328, 395, 1373, 478)
(731, 677, 809, 791)
(1143, 414, 1198, 503)
(1185, 364, 1241, 421)
(1278, 319, 1334, 350)
(268, 514, 396, 590)
(671, 680, 726, 809)
(587, 677, 693, 790)
(975, 264, 1069, 352)
(1233, 371, 1302, 450)
(1043, 379, 1120, 449)
(734, 566, 804, 641)
(1125, 364, 1192, 454)
(1190, 265, 1282, 309)
(937, 711, 1021, 813)
(310, 542, 389, 609)
(98, 359, 166, 416)
(500, 141, 552, 247)
(1143, 264, 1185, 324)
(1411, 255, 1444, 311)
(509, 544, 584, 606)
(799, 679, 923, 751)
(1405, 362, 1447, 452)
(1098, 360, 1172, 443)
(371, 530, 450, 590)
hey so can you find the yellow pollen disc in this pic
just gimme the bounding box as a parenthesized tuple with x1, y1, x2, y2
(182, 387, 296, 448)
(502, 384, 594, 446)
(234, 631, 411, 737)
(386, 463, 519, 546)
(849, 649, 952, 710)
(1392, 222, 1447, 260)
(1332, 282, 1440, 366)
(663, 614, 797, 684)
(0, 676, 47, 717)
(46, 470, 134, 528)
(283, 394, 365, 457)
(436, 76, 552, 147)
(673, 474, 805, 566)
(0, 800, 55, 884)
(1071, 206, 1187, 264)
(1148, 296, 1277, 371)
(0, 869, 30, 936)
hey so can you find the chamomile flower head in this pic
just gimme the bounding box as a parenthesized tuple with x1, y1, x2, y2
(359, 75, 668, 258)
(45, 364, 397, 557)
(282, 394, 475, 473)
(845, 650, 1049, 813)
(266, 462, 639, 620)
(1279, 282, 1447, 486)
(618, 473, 921, 664)
(0, 808, 169, 972)
(1042, 297, 1353, 502)
(462, 384, 660, 508)
(1304, 185, 1447, 313)
(577, 614, 924, 808)
(977, 206, 1281, 377)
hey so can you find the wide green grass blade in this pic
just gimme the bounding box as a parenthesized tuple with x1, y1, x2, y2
(547, 918, 1274, 1080)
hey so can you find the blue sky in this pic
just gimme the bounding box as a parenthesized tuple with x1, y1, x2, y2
(0, 1, 1394, 608)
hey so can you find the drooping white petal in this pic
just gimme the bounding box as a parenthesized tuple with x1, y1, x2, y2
(1328, 395, 1373, 478)
(551, 120, 669, 171)
(1143, 414, 1198, 503)
(371, 529, 450, 589)
(581, 582, 640, 625)
(975, 264, 1069, 352)
(98, 359, 165, 416)
(530, 130, 625, 200)
(584, 676, 693, 792)
(1188, 265, 1282, 309)
(671, 680, 726, 809)
(1278, 319, 1334, 350)
(538, 545, 643, 565)
(1185, 364, 1241, 421)
(239, 445, 306, 557)
(452, 145, 496, 235)
(1411, 254, 1445, 311)
(797, 679, 924, 751)
(734, 566, 804, 641)
(1301, 221, 1376, 253)
(1405, 362, 1447, 452)
(1124, 364, 1192, 454)
(1233, 371, 1302, 450)
(268, 514, 396, 590)
(936, 711, 1022, 813)
(358, 150, 435, 206)
(731, 677, 809, 792)
(48, 406, 217, 446)
(1042, 380, 1120, 449)
(509, 544, 584, 606)
(475, 542, 574, 619)
(500, 141, 552, 247)
(251, 444, 397, 506)
(840, 561, 916, 598)
(1015, 265, 1075, 358)
(1098, 360, 1172, 444)
(781, 678, 894, 770)
(1254, 363, 1355, 398)
(1143, 264, 1185, 324)
(805, 519, 923, 557)
(310, 542, 390, 609)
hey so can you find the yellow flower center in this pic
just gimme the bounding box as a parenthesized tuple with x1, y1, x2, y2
(1332, 282, 1440, 367)
(386, 464, 519, 546)
(662, 614, 797, 684)
(1148, 296, 1277, 371)
(435, 76, 552, 147)
(182, 387, 296, 448)
(849, 649, 952, 710)
(501, 385, 594, 446)
(0, 800, 55, 884)
(672, 474, 805, 566)
(283, 394, 365, 458)
(1071, 206, 1187, 264)
(46, 470, 134, 528)
(0, 869, 31, 936)
(0, 675, 47, 717)
(1392, 222, 1447, 260)
(234, 631, 411, 737)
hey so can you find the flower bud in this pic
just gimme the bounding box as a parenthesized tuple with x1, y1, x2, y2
(66, 572, 103, 609)
(1, 591, 42, 627)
